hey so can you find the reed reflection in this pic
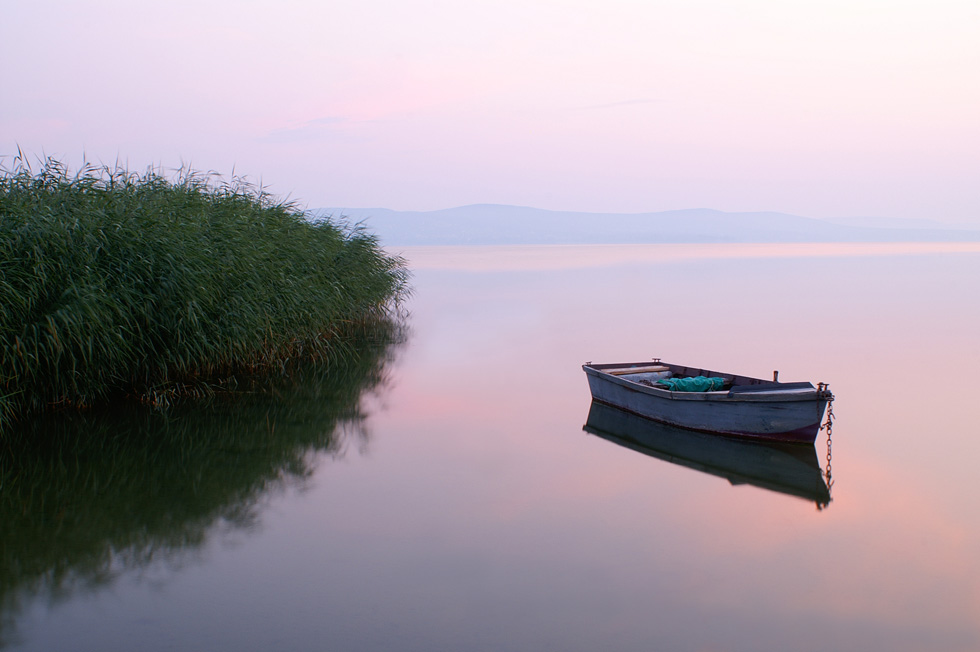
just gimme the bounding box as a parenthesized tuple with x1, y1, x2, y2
(0, 318, 406, 648)
(583, 401, 832, 508)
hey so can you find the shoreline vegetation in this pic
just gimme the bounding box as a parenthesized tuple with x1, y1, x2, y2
(0, 157, 409, 429)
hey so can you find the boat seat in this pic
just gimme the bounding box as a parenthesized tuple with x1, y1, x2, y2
(621, 370, 672, 384)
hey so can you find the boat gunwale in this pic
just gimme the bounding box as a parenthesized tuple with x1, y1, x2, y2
(583, 362, 823, 403)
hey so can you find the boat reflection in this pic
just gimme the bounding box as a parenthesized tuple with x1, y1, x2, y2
(583, 401, 831, 508)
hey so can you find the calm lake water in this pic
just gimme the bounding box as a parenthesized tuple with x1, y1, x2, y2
(3, 243, 980, 651)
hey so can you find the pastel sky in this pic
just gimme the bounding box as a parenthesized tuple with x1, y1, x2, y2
(3, 0, 979, 223)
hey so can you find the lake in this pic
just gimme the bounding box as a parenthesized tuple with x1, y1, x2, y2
(3, 242, 979, 652)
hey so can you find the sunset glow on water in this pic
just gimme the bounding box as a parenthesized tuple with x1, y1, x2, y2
(6, 245, 979, 651)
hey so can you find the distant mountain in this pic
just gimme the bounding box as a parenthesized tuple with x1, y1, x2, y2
(311, 204, 980, 246)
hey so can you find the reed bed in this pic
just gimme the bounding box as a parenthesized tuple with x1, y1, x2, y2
(0, 157, 408, 426)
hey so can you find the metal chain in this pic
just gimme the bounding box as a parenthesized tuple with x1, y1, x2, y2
(821, 395, 834, 493)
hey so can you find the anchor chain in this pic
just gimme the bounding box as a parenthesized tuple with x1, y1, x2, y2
(819, 387, 834, 495)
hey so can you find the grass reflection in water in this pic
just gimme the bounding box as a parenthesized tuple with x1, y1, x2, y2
(0, 317, 406, 646)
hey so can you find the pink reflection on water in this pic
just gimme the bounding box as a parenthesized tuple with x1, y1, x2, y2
(812, 461, 980, 627)
(357, 243, 980, 648)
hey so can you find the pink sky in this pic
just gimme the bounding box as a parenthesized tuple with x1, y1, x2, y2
(3, 0, 979, 223)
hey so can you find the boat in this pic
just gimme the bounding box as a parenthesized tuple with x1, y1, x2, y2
(582, 359, 833, 444)
(583, 401, 831, 507)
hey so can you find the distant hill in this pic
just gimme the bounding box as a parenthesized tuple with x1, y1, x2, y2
(312, 204, 980, 246)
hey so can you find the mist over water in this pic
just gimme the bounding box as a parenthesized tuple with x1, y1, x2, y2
(4, 244, 979, 651)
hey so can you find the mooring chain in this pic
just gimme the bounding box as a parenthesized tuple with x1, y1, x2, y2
(820, 390, 834, 492)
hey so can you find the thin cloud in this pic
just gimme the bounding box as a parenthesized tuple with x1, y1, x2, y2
(574, 98, 663, 111)
(259, 116, 351, 144)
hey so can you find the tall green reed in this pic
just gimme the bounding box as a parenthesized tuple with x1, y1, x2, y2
(0, 156, 408, 427)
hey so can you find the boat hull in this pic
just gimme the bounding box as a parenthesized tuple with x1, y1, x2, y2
(583, 362, 829, 444)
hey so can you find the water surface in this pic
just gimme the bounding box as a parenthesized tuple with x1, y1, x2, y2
(3, 243, 978, 651)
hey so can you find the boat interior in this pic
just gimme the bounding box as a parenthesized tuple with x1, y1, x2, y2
(591, 361, 816, 393)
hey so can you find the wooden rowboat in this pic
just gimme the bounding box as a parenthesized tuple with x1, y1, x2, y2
(582, 359, 833, 444)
